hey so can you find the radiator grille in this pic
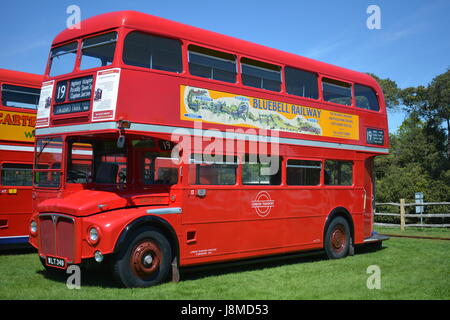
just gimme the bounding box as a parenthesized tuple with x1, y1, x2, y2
(39, 214, 75, 261)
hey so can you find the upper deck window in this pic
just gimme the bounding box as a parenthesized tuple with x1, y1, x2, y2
(188, 45, 236, 83)
(1, 84, 40, 110)
(241, 58, 281, 92)
(123, 31, 182, 73)
(49, 41, 78, 77)
(355, 84, 379, 111)
(285, 67, 318, 99)
(322, 78, 352, 106)
(80, 32, 117, 70)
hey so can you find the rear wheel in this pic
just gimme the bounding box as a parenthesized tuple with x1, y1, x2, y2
(112, 227, 172, 288)
(324, 216, 351, 259)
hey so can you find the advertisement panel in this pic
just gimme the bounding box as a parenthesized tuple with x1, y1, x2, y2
(180, 85, 359, 140)
(0, 110, 36, 142)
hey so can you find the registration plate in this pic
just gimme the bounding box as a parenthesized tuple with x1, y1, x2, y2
(46, 256, 66, 269)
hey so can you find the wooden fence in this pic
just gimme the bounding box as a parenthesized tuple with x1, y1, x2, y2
(374, 200, 450, 230)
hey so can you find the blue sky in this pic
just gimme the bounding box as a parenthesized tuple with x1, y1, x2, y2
(1, 0, 449, 133)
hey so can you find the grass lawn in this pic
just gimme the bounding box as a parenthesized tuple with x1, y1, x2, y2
(0, 234, 449, 300)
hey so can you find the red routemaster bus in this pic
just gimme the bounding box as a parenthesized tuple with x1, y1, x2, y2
(30, 11, 389, 287)
(0, 69, 41, 247)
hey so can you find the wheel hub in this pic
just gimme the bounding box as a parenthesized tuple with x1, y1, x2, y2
(130, 241, 162, 279)
(143, 254, 153, 267)
(330, 225, 346, 253)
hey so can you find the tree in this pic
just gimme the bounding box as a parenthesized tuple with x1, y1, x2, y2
(372, 69, 450, 220)
(374, 115, 450, 220)
(401, 68, 450, 158)
(367, 73, 402, 111)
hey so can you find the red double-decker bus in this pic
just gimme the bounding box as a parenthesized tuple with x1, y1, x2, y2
(0, 69, 41, 248)
(30, 11, 389, 287)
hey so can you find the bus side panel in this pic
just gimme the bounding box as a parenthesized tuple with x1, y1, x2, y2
(0, 149, 34, 242)
(280, 188, 324, 248)
(239, 188, 286, 252)
(181, 188, 241, 263)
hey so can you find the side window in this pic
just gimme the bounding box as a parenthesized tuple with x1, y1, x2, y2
(355, 84, 380, 111)
(189, 154, 237, 185)
(123, 31, 182, 73)
(242, 155, 281, 185)
(241, 57, 281, 92)
(188, 45, 236, 83)
(324, 160, 353, 186)
(1, 163, 33, 186)
(142, 152, 179, 185)
(322, 78, 352, 106)
(286, 159, 321, 186)
(1, 84, 40, 110)
(285, 67, 318, 99)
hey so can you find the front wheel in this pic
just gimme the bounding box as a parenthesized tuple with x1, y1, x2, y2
(324, 216, 351, 259)
(112, 227, 172, 288)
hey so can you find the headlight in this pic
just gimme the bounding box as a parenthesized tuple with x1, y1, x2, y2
(30, 220, 37, 235)
(88, 227, 100, 244)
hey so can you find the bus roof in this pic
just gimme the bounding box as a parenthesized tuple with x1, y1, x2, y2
(0, 68, 43, 87)
(52, 11, 380, 90)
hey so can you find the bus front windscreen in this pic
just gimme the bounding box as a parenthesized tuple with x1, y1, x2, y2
(49, 42, 78, 77)
(34, 137, 63, 188)
(80, 32, 117, 70)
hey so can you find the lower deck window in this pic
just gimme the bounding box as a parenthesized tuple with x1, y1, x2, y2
(324, 160, 353, 186)
(142, 152, 178, 185)
(242, 155, 281, 185)
(1, 163, 32, 186)
(286, 159, 321, 186)
(189, 154, 237, 185)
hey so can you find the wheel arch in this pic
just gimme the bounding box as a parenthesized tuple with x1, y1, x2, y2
(113, 215, 180, 262)
(323, 207, 354, 242)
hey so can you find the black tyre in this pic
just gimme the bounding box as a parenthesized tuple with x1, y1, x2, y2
(112, 227, 172, 288)
(324, 216, 351, 259)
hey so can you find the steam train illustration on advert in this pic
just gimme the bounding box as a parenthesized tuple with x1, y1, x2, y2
(184, 86, 322, 135)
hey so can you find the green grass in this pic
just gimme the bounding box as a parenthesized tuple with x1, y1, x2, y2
(1, 236, 449, 300)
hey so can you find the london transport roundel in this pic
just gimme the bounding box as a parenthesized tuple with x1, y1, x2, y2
(251, 191, 275, 217)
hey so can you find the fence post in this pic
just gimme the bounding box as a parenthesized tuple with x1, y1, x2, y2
(400, 198, 405, 231)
